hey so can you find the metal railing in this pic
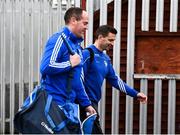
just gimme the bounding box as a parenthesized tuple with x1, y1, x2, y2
(0, 0, 76, 133)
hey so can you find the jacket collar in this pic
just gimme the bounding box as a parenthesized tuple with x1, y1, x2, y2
(62, 27, 83, 44)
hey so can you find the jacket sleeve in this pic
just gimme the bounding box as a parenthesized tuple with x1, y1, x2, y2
(106, 61, 138, 98)
(40, 34, 72, 76)
(73, 66, 91, 107)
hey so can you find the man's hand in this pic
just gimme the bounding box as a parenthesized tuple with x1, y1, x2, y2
(137, 92, 147, 104)
(70, 53, 81, 67)
(85, 105, 96, 116)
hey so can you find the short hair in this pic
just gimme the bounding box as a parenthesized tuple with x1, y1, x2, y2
(64, 7, 85, 24)
(95, 25, 117, 39)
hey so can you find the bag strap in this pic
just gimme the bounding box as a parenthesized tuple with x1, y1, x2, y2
(45, 95, 56, 129)
(61, 35, 75, 55)
(61, 35, 74, 101)
(85, 48, 94, 63)
(45, 94, 69, 132)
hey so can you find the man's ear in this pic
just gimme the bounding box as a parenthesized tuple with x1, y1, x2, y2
(70, 17, 77, 24)
(98, 35, 103, 40)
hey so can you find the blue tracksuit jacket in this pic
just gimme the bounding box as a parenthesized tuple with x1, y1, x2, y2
(40, 27, 91, 107)
(82, 45, 139, 103)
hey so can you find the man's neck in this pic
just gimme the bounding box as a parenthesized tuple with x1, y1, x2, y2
(94, 41, 103, 52)
(66, 25, 73, 33)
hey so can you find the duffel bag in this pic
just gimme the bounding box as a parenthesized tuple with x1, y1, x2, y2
(14, 86, 81, 134)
